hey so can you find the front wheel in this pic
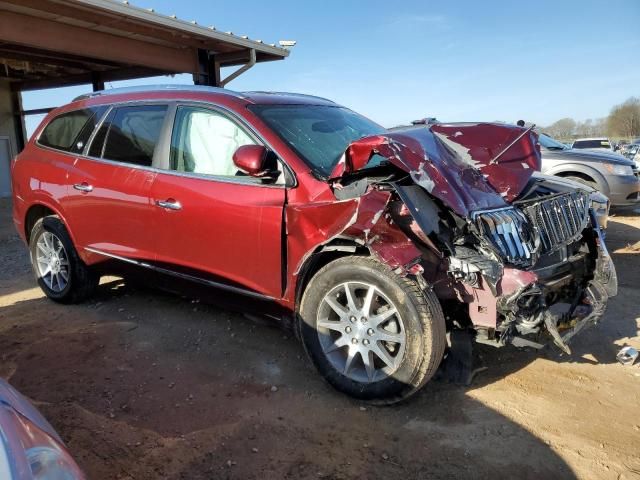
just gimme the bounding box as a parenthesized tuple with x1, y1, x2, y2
(298, 256, 446, 404)
(29, 216, 98, 304)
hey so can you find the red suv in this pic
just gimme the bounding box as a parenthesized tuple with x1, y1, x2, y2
(12, 86, 617, 402)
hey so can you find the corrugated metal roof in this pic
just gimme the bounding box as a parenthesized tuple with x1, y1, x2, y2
(70, 0, 290, 58)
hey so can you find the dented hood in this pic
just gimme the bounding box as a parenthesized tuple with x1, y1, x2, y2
(330, 124, 541, 217)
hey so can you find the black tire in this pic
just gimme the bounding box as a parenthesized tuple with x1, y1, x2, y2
(566, 176, 599, 191)
(298, 256, 446, 404)
(29, 216, 99, 304)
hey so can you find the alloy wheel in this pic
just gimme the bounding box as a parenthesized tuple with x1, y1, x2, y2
(35, 231, 70, 293)
(316, 281, 406, 383)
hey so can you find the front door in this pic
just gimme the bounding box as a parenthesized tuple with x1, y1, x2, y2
(149, 105, 286, 299)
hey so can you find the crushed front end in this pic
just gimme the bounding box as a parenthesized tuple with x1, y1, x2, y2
(448, 180, 617, 353)
(328, 123, 618, 354)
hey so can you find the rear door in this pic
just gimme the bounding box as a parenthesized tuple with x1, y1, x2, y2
(64, 103, 169, 263)
(149, 104, 286, 299)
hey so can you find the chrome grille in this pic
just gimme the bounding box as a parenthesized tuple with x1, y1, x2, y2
(473, 207, 538, 267)
(473, 191, 591, 267)
(520, 191, 590, 253)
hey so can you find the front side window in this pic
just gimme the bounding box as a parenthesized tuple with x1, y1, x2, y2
(39, 106, 106, 153)
(249, 104, 385, 177)
(93, 105, 168, 166)
(170, 106, 255, 177)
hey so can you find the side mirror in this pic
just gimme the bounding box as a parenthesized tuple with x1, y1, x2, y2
(233, 145, 269, 177)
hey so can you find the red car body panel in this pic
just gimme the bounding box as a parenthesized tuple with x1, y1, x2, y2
(65, 158, 158, 262)
(149, 172, 285, 298)
(329, 125, 541, 216)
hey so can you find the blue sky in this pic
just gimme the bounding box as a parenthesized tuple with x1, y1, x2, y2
(23, 0, 640, 134)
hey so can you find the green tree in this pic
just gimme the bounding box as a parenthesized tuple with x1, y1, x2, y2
(607, 97, 640, 139)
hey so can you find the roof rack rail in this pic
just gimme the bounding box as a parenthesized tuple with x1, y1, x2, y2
(243, 91, 336, 104)
(73, 84, 246, 102)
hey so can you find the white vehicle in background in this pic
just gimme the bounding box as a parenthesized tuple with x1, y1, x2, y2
(0, 379, 84, 479)
(572, 137, 614, 151)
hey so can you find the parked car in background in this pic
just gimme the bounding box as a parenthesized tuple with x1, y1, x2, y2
(11, 86, 618, 402)
(623, 143, 640, 167)
(0, 379, 84, 479)
(571, 137, 614, 151)
(539, 133, 640, 206)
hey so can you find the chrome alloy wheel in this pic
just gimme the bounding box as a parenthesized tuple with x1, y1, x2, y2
(316, 282, 406, 383)
(35, 231, 70, 293)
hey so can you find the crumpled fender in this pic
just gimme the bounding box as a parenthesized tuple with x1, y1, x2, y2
(286, 189, 423, 304)
(329, 124, 541, 217)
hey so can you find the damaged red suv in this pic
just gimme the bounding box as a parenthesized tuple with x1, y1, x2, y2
(12, 85, 617, 402)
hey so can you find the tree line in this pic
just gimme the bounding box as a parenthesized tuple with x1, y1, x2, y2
(541, 96, 640, 142)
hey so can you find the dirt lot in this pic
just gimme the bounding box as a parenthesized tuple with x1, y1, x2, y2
(0, 198, 639, 480)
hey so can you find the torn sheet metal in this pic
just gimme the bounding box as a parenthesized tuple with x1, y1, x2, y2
(329, 124, 541, 216)
(285, 188, 423, 303)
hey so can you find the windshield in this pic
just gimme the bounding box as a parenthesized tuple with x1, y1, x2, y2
(538, 133, 568, 150)
(249, 104, 386, 177)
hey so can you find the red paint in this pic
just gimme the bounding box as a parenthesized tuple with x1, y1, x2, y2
(10, 88, 542, 330)
(232, 144, 268, 176)
(329, 124, 541, 216)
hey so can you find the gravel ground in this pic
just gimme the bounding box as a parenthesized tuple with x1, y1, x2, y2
(0, 198, 639, 480)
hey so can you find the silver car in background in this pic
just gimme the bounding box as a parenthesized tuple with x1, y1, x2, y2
(0, 379, 84, 479)
(572, 137, 614, 151)
(539, 133, 640, 207)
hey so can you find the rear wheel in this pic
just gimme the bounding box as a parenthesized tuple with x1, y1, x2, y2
(29, 216, 98, 303)
(298, 256, 446, 404)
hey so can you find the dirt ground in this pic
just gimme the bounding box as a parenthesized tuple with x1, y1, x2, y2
(0, 198, 639, 480)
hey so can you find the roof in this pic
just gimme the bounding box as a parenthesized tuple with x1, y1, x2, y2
(0, 0, 291, 91)
(71, 85, 339, 107)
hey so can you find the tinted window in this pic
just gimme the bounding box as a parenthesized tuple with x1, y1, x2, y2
(73, 106, 108, 154)
(249, 105, 385, 177)
(88, 112, 111, 158)
(538, 133, 567, 150)
(39, 107, 105, 152)
(170, 106, 255, 176)
(101, 105, 168, 166)
(573, 139, 611, 149)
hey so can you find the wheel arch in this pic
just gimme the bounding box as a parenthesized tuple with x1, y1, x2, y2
(546, 164, 610, 195)
(24, 201, 74, 245)
(294, 239, 371, 312)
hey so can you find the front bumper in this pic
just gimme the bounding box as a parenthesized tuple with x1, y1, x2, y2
(606, 174, 640, 206)
(512, 210, 617, 353)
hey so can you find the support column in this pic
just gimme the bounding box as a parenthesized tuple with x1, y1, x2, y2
(91, 71, 105, 91)
(193, 49, 221, 87)
(9, 87, 26, 152)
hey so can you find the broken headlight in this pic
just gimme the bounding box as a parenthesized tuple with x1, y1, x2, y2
(472, 207, 540, 267)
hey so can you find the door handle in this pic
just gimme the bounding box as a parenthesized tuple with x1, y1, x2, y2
(73, 182, 93, 193)
(155, 199, 182, 210)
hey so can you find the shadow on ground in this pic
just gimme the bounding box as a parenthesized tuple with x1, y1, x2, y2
(1, 200, 639, 479)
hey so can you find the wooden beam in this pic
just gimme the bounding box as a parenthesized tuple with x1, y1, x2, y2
(0, 11, 198, 73)
(14, 66, 169, 92)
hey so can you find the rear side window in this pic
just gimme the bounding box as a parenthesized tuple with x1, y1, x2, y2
(90, 105, 168, 167)
(38, 106, 106, 153)
(573, 139, 610, 149)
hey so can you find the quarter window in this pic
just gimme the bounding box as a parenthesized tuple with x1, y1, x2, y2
(95, 105, 168, 167)
(170, 106, 255, 176)
(39, 106, 106, 153)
